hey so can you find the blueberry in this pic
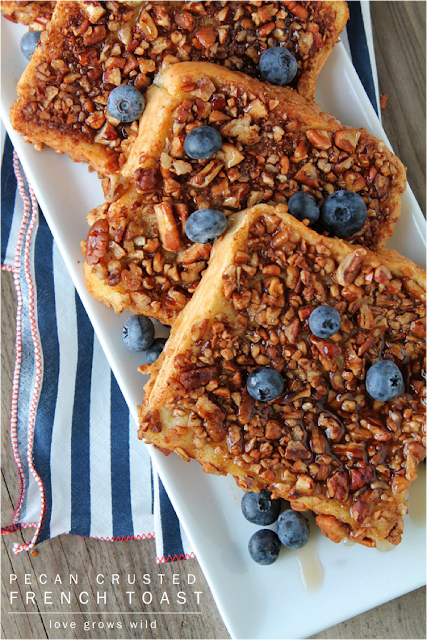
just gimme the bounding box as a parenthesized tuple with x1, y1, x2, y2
(366, 360, 405, 402)
(309, 305, 341, 338)
(288, 192, 320, 225)
(241, 489, 281, 526)
(107, 85, 145, 123)
(277, 510, 310, 550)
(247, 367, 284, 402)
(20, 30, 41, 60)
(259, 46, 298, 86)
(185, 209, 227, 244)
(248, 529, 281, 565)
(320, 190, 367, 237)
(123, 315, 155, 352)
(145, 338, 167, 364)
(184, 126, 222, 160)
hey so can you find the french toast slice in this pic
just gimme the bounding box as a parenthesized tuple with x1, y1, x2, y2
(1, 1, 54, 30)
(9, 1, 348, 172)
(138, 204, 426, 548)
(83, 61, 406, 324)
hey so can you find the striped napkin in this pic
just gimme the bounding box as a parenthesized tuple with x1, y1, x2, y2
(1, 1, 379, 561)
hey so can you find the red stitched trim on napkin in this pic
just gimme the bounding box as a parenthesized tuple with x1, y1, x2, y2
(5, 154, 46, 555)
(156, 552, 196, 564)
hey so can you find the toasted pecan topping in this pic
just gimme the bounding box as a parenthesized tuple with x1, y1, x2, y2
(15, 0, 347, 170)
(140, 210, 425, 546)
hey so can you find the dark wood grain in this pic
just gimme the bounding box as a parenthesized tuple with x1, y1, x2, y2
(371, 0, 426, 213)
(1, 3, 426, 640)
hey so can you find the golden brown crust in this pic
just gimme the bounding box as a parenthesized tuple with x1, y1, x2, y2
(9, 1, 348, 171)
(139, 204, 426, 548)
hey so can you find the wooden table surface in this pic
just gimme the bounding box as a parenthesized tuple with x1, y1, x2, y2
(1, 2, 426, 639)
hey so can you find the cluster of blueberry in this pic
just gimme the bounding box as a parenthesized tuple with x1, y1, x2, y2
(242, 490, 310, 565)
(287, 189, 367, 238)
(122, 315, 167, 364)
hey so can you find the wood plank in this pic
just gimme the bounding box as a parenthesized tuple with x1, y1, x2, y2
(371, 0, 426, 213)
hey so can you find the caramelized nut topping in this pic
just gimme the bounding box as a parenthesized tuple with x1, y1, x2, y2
(139, 208, 426, 547)
(88, 61, 407, 323)
(12, 1, 349, 172)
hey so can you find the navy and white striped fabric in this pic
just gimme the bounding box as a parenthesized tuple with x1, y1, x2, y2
(1, 135, 192, 562)
(1, 1, 378, 561)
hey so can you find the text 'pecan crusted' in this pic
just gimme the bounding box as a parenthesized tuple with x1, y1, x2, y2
(9, 0, 348, 173)
(138, 204, 426, 548)
(83, 61, 406, 325)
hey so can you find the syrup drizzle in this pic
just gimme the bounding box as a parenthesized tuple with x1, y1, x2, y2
(409, 462, 426, 527)
(291, 513, 324, 591)
(376, 540, 395, 553)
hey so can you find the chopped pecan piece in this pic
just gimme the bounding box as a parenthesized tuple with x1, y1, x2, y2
(220, 116, 261, 145)
(311, 425, 326, 454)
(86, 219, 109, 266)
(195, 25, 216, 48)
(316, 515, 350, 543)
(349, 461, 374, 492)
(306, 130, 332, 150)
(334, 129, 361, 153)
(195, 394, 226, 422)
(205, 420, 226, 442)
(216, 143, 244, 168)
(285, 441, 311, 461)
(335, 249, 367, 286)
(154, 202, 181, 252)
(311, 337, 341, 360)
(318, 413, 344, 441)
(294, 162, 319, 187)
(175, 12, 196, 31)
(138, 10, 158, 41)
(351, 500, 370, 523)
(327, 471, 349, 502)
(410, 317, 426, 338)
(288, 474, 316, 498)
(180, 366, 217, 390)
(135, 167, 158, 193)
(237, 387, 254, 425)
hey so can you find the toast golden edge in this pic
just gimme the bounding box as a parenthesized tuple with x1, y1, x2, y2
(292, 0, 350, 100)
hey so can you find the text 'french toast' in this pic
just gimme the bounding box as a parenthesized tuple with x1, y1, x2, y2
(10, 0, 348, 173)
(138, 204, 426, 548)
(83, 61, 406, 325)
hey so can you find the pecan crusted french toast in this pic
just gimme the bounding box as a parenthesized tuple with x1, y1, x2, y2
(138, 204, 426, 548)
(1, 1, 54, 30)
(9, 0, 348, 173)
(83, 62, 406, 325)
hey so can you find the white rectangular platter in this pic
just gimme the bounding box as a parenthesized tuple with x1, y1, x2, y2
(1, 17, 426, 640)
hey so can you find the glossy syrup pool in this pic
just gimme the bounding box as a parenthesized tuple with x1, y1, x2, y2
(290, 512, 324, 592)
(408, 462, 426, 527)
